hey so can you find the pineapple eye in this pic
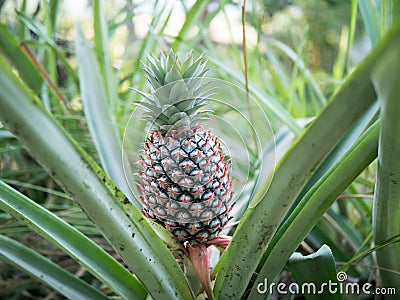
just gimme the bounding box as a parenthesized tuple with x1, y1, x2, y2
(154, 206, 167, 218)
(189, 168, 202, 177)
(189, 149, 202, 159)
(177, 192, 194, 203)
(178, 158, 195, 170)
(199, 209, 213, 221)
(148, 195, 157, 205)
(175, 210, 192, 222)
(201, 191, 213, 201)
(170, 184, 182, 194)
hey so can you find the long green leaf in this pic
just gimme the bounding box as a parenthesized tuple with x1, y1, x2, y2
(325, 209, 366, 254)
(293, 100, 379, 210)
(43, 0, 57, 86)
(208, 56, 303, 135)
(0, 24, 42, 91)
(48, 0, 61, 32)
(340, 234, 400, 272)
(371, 35, 400, 290)
(15, 10, 78, 85)
(75, 25, 139, 208)
(0, 180, 146, 300)
(93, 0, 116, 109)
(214, 21, 400, 300)
(247, 120, 379, 300)
(267, 38, 327, 106)
(288, 245, 343, 300)
(170, 0, 208, 51)
(123, 1, 171, 119)
(358, 0, 381, 45)
(0, 54, 193, 299)
(0, 234, 109, 300)
(0, 129, 15, 139)
(382, 0, 400, 32)
(307, 226, 354, 273)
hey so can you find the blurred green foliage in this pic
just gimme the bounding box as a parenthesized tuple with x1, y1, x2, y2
(248, 0, 361, 71)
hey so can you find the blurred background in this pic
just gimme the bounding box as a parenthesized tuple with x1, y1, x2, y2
(0, 0, 369, 120)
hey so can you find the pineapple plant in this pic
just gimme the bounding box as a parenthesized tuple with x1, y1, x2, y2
(137, 50, 234, 245)
(136, 50, 234, 299)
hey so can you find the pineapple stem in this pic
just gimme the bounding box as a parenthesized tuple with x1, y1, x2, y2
(187, 243, 214, 300)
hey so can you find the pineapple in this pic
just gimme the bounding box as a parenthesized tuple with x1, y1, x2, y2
(137, 50, 233, 244)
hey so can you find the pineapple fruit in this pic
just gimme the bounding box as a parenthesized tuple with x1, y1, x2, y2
(137, 50, 233, 244)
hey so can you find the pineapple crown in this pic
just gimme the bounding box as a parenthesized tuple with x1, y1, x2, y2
(138, 49, 213, 131)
